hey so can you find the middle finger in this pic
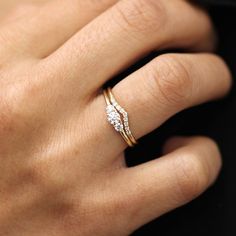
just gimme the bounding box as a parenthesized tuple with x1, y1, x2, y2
(44, 0, 215, 95)
(0, 0, 118, 60)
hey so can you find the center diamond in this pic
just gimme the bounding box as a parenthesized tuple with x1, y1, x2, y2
(106, 105, 123, 132)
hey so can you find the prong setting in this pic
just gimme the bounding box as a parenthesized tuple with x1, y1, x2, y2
(106, 105, 124, 132)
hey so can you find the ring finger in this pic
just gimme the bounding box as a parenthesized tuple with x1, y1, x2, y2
(89, 53, 231, 157)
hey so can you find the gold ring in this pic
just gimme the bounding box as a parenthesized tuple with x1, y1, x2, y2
(103, 87, 137, 147)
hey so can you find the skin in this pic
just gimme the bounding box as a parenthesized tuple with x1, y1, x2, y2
(0, 0, 232, 235)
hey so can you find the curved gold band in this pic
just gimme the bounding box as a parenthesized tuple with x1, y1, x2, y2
(103, 87, 137, 147)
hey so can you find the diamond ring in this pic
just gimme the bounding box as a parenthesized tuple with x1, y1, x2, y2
(103, 87, 137, 147)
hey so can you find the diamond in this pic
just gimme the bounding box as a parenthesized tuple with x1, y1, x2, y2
(106, 105, 123, 132)
(114, 122, 123, 132)
(106, 105, 115, 113)
(124, 117, 128, 122)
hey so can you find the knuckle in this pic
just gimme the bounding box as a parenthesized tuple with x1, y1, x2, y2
(172, 154, 211, 202)
(115, 0, 166, 34)
(28, 160, 67, 193)
(0, 79, 42, 136)
(15, 163, 45, 190)
(4, 84, 27, 116)
(8, 79, 41, 114)
(150, 55, 193, 106)
(0, 82, 25, 137)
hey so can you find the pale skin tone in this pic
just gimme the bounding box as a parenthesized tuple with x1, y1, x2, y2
(0, 0, 232, 235)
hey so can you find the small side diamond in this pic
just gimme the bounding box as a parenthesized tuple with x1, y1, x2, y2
(106, 105, 114, 113)
(126, 129, 131, 135)
(114, 122, 123, 132)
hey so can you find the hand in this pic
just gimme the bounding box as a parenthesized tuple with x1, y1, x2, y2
(0, 0, 47, 22)
(0, 0, 232, 235)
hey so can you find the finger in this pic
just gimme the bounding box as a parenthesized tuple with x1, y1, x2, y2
(0, 0, 118, 59)
(0, 1, 48, 24)
(0, 0, 20, 21)
(46, 0, 215, 92)
(91, 53, 231, 156)
(111, 136, 222, 233)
